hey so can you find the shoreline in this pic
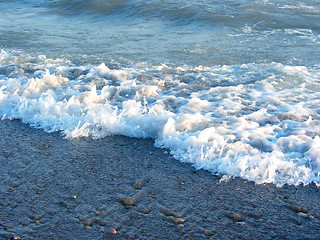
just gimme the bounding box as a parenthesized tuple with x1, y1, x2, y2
(0, 119, 319, 239)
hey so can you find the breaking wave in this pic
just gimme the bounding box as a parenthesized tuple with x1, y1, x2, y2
(1, 49, 320, 186)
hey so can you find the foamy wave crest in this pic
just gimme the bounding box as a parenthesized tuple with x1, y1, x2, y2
(1, 49, 320, 186)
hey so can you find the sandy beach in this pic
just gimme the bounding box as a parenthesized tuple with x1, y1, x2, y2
(0, 119, 319, 240)
(1, 0, 320, 239)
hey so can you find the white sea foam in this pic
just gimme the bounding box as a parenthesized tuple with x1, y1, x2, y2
(1, 50, 320, 186)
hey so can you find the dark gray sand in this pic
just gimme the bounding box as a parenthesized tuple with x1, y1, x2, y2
(0, 119, 320, 240)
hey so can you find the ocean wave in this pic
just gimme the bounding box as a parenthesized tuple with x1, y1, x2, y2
(1, 49, 320, 186)
(47, 0, 320, 29)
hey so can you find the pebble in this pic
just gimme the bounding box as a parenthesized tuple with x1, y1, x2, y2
(3, 234, 21, 240)
(83, 220, 92, 227)
(203, 230, 215, 236)
(290, 205, 307, 213)
(172, 218, 187, 224)
(12, 182, 20, 188)
(227, 213, 244, 222)
(108, 228, 117, 235)
(119, 192, 143, 207)
(133, 178, 149, 189)
(10, 236, 21, 240)
(158, 204, 190, 218)
(143, 208, 151, 214)
(120, 197, 135, 207)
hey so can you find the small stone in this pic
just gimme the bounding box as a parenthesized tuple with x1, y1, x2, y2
(142, 208, 151, 214)
(172, 218, 187, 224)
(4, 234, 20, 240)
(290, 205, 301, 212)
(203, 230, 215, 236)
(290, 205, 308, 213)
(108, 228, 117, 235)
(133, 178, 149, 189)
(31, 214, 42, 221)
(10, 236, 21, 240)
(247, 212, 260, 219)
(301, 208, 308, 213)
(83, 221, 92, 227)
(120, 197, 135, 207)
(133, 182, 142, 189)
(227, 213, 243, 222)
(38, 144, 50, 150)
(177, 224, 184, 228)
(12, 182, 20, 188)
(119, 192, 143, 207)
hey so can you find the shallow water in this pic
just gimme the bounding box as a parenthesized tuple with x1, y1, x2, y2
(0, 0, 320, 185)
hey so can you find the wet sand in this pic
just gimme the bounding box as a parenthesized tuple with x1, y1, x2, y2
(0, 119, 320, 240)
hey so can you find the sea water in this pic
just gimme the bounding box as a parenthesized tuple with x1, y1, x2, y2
(0, 0, 319, 186)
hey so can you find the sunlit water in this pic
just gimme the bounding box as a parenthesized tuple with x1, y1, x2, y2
(1, 0, 320, 185)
